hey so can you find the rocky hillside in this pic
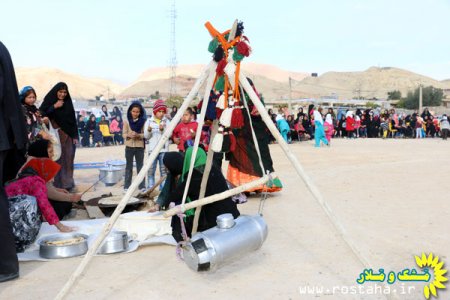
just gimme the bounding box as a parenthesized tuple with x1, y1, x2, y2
(15, 67, 124, 101)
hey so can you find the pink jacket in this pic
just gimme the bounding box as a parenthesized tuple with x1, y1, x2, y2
(324, 121, 333, 142)
(109, 119, 121, 133)
(5, 176, 60, 225)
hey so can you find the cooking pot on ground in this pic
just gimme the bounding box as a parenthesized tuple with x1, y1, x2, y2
(39, 233, 89, 259)
(99, 166, 122, 186)
(98, 231, 129, 254)
(105, 160, 126, 177)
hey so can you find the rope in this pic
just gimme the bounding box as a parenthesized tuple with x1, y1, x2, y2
(258, 172, 272, 215)
(170, 202, 189, 261)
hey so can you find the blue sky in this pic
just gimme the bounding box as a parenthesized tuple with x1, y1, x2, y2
(1, 0, 449, 84)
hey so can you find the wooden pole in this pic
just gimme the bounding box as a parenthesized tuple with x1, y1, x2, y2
(239, 74, 372, 269)
(192, 120, 219, 234)
(180, 63, 217, 207)
(54, 61, 215, 300)
(163, 173, 272, 218)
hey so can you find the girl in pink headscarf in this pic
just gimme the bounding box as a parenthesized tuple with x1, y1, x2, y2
(324, 114, 334, 143)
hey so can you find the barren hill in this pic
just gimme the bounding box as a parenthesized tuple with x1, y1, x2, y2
(16, 65, 450, 102)
(294, 67, 449, 99)
(15, 67, 124, 100)
(122, 64, 450, 101)
(120, 63, 309, 100)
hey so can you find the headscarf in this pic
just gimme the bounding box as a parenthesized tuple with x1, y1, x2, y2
(163, 152, 184, 177)
(112, 106, 122, 118)
(101, 105, 109, 118)
(21, 158, 60, 183)
(27, 139, 49, 158)
(19, 86, 35, 104)
(308, 104, 315, 117)
(182, 147, 206, 181)
(0, 41, 27, 152)
(158, 148, 207, 214)
(39, 82, 78, 139)
(20, 86, 38, 115)
(127, 102, 147, 132)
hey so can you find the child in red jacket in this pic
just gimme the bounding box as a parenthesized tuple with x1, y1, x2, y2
(172, 108, 198, 152)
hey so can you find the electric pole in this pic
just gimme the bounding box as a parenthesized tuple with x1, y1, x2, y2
(288, 76, 292, 112)
(168, 0, 177, 99)
(419, 84, 423, 113)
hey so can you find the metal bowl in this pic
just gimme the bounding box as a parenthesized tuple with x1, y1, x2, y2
(98, 231, 129, 254)
(39, 233, 89, 259)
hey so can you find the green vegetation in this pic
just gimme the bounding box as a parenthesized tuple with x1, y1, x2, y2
(396, 86, 443, 109)
(387, 90, 402, 100)
(166, 95, 184, 108)
(365, 101, 380, 109)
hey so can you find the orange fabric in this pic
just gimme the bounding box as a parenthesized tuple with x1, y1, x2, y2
(227, 165, 282, 193)
(22, 158, 61, 183)
(205, 21, 243, 107)
(233, 61, 241, 103)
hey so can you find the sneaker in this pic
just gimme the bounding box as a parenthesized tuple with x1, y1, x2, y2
(140, 188, 147, 193)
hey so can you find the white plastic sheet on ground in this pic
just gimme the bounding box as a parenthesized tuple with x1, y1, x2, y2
(17, 211, 176, 261)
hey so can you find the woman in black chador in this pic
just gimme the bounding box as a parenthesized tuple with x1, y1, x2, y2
(40, 82, 79, 190)
(0, 41, 27, 282)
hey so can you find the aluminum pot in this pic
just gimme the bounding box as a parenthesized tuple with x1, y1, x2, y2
(39, 233, 89, 259)
(182, 214, 268, 272)
(105, 160, 126, 177)
(99, 166, 122, 186)
(98, 231, 129, 254)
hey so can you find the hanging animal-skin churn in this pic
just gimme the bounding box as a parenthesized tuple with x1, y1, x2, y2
(182, 213, 268, 272)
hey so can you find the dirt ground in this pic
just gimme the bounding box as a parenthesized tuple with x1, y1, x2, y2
(1, 138, 449, 300)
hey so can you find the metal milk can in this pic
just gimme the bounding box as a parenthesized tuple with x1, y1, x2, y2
(182, 213, 268, 272)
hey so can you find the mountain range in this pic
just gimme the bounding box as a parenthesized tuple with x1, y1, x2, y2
(15, 64, 450, 102)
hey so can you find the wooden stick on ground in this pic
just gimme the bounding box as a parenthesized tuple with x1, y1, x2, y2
(163, 173, 272, 218)
(54, 61, 216, 300)
(137, 175, 167, 198)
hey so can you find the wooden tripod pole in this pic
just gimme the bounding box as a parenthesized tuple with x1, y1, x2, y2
(54, 61, 216, 300)
(192, 120, 219, 234)
(164, 173, 272, 218)
(239, 74, 372, 270)
(179, 62, 217, 208)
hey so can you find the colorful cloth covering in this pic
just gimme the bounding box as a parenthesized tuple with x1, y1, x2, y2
(226, 105, 282, 193)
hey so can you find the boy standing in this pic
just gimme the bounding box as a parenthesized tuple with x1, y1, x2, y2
(144, 100, 170, 189)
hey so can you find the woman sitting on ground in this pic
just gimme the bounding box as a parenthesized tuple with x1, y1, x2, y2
(151, 147, 240, 242)
(5, 142, 76, 251)
(27, 139, 82, 219)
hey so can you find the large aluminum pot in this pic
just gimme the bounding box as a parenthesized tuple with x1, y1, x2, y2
(98, 231, 129, 254)
(105, 160, 126, 177)
(99, 166, 122, 186)
(182, 214, 268, 272)
(39, 233, 89, 259)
